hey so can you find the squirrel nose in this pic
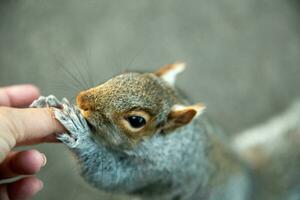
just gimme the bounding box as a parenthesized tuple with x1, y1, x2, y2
(76, 91, 93, 111)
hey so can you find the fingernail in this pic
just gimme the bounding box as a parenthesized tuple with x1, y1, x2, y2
(40, 153, 47, 167)
(37, 180, 44, 191)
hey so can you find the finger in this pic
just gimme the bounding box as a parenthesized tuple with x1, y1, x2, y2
(0, 107, 65, 144)
(0, 85, 40, 107)
(0, 176, 43, 200)
(0, 107, 65, 163)
(0, 150, 46, 179)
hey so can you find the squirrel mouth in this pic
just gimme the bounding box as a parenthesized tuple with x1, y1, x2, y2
(85, 118, 96, 132)
(77, 107, 98, 133)
(77, 108, 93, 128)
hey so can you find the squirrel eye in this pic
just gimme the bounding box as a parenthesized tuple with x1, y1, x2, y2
(127, 116, 146, 128)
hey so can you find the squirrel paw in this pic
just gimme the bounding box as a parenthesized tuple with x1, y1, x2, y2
(30, 95, 63, 108)
(53, 98, 91, 148)
(30, 95, 91, 148)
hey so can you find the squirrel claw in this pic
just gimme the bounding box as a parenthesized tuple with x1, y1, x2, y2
(61, 97, 70, 105)
(30, 95, 62, 108)
(56, 133, 79, 148)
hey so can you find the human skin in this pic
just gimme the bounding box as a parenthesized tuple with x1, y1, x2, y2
(0, 85, 64, 200)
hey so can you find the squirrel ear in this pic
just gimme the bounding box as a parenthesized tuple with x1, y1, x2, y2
(162, 103, 206, 132)
(155, 62, 186, 86)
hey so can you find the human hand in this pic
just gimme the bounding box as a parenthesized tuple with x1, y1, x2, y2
(0, 85, 65, 200)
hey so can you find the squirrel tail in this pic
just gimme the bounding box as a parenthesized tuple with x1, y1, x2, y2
(232, 100, 300, 170)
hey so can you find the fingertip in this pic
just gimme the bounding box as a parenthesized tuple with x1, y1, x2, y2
(10, 84, 40, 107)
(7, 177, 43, 200)
(43, 108, 66, 135)
(0, 84, 40, 107)
(10, 150, 46, 175)
(22, 84, 40, 100)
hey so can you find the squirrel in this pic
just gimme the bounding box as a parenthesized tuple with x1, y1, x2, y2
(31, 63, 254, 200)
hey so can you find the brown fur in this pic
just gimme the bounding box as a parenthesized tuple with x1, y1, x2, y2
(155, 63, 179, 76)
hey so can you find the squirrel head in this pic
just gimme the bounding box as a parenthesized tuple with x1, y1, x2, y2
(76, 62, 205, 149)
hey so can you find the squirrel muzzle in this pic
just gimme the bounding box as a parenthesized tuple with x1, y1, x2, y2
(76, 90, 95, 118)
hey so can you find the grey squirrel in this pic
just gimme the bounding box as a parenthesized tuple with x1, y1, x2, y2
(31, 62, 289, 200)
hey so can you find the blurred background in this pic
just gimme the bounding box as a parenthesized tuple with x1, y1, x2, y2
(0, 0, 300, 199)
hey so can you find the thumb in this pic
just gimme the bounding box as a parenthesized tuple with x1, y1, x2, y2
(0, 107, 65, 163)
